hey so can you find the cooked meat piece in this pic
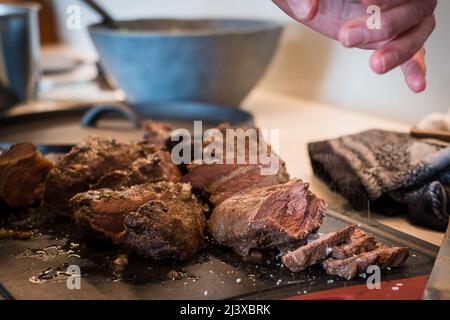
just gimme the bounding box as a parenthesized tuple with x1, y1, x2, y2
(282, 225, 356, 272)
(323, 246, 409, 280)
(71, 183, 170, 242)
(122, 185, 206, 260)
(92, 150, 181, 189)
(143, 121, 173, 148)
(43, 137, 173, 216)
(331, 228, 377, 259)
(175, 123, 290, 205)
(182, 162, 289, 205)
(72, 182, 206, 261)
(208, 179, 326, 256)
(0, 143, 53, 208)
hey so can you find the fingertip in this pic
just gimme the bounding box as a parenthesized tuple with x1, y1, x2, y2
(370, 53, 385, 74)
(338, 28, 350, 48)
(408, 77, 427, 93)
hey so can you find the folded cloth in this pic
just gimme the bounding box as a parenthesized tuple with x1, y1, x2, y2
(308, 129, 450, 231)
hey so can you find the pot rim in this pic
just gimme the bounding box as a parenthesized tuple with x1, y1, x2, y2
(88, 18, 284, 38)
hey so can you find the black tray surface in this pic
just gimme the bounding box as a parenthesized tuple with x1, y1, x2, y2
(0, 207, 438, 300)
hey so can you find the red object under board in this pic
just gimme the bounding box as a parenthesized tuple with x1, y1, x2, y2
(288, 276, 429, 300)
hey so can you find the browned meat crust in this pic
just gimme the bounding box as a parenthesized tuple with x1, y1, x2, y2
(282, 225, 356, 272)
(92, 150, 181, 190)
(0, 143, 53, 208)
(208, 179, 326, 256)
(43, 137, 179, 216)
(122, 185, 206, 260)
(323, 246, 409, 280)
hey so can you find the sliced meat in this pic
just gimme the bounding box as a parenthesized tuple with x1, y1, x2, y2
(43, 137, 176, 216)
(122, 186, 206, 260)
(208, 179, 326, 256)
(71, 183, 170, 242)
(331, 228, 377, 259)
(0, 143, 53, 208)
(281, 225, 356, 272)
(92, 150, 180, 189)
(178, 124, 290, 205)
(182, 162, 289, 205)
(323, 246, 409, 280)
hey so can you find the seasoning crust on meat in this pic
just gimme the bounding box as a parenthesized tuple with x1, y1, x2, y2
(43, 137, 180, 216)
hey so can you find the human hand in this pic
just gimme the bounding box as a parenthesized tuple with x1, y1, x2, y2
(272, 0, 437, 93)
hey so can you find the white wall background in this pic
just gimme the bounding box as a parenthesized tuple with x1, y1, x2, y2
(52, 0, 450, 124)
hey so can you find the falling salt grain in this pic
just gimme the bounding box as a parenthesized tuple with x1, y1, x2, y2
(236, 278, 242, 284)
(386, 267, 391, 271)
(359, 273, 367, 279)
(392, 286, 400, 291)
(204, 290, 208, 296)
(327, 279, 335, 284)
(396, 283, 403, 287)
(276, 279, 282, 286)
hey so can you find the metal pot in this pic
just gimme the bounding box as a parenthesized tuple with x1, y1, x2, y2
(0, 2, 40, 112)
(88, 19, 282, 109)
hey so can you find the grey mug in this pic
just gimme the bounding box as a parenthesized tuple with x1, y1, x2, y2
(0, 2, 40, 112)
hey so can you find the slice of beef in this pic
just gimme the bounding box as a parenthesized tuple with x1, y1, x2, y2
(43, 137, 177, 216)
(208, 179, 326, 256)
(177, 124, 290, 205)
(182, 162, 289, 205)
(323, 246, 409, 280)
(0, 143, 53, 208)
(331, 228, 377, 259)
(92, 150, 181, 190)
(122, 186, 206, 260)
(281, 225, 356, 272)
(71, 183, 169, 242)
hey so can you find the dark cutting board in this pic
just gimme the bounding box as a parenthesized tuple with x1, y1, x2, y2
(0, 207, 438, 300)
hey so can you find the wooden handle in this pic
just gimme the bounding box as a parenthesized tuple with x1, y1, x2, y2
(411, 128, 450, 142)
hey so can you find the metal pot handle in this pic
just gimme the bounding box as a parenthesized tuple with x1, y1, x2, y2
(81, 104, 141, 128)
